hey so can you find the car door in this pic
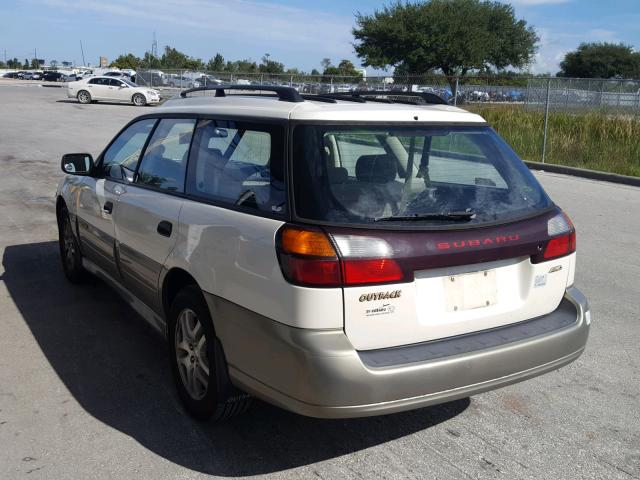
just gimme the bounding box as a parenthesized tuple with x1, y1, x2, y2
(76, 118, 157, 279)
(112, 118, 197, 314)
(108, 78, 131, 102)
(86, 77, 110, 100)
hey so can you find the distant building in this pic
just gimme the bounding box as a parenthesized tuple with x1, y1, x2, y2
(99, 56, 108, 67)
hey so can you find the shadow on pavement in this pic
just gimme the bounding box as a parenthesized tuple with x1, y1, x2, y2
(1, 241, 469, 476)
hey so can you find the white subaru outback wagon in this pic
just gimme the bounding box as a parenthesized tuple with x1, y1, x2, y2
(56, 85, 590, 421)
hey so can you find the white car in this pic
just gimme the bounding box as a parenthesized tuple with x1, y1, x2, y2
(67, 76, 160, 106)
(56, 85, 590, 421)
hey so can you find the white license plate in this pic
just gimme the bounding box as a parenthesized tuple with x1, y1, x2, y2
(444, 269, 497, 312)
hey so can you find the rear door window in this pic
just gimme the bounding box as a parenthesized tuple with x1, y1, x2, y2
(185, 119, 286, 215)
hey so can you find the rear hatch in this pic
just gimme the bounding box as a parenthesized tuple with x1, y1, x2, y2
(290, 123, 576, 351)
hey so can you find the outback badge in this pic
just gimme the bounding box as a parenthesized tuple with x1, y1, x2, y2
(359, 290, 402, 302)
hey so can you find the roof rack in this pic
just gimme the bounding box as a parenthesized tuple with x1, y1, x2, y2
(316, 91, 448, 105)
(179, 84, 304, 103)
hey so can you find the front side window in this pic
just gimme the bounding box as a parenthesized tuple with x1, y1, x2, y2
(108, 79, 125, 87)
(186, 119, 286, 215)
(101, 118, 156, 181)
(293, 125, 552, 227)
(136, 118, 196, 192)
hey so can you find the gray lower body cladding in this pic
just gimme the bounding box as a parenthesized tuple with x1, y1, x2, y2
(206, 286, 590, 419)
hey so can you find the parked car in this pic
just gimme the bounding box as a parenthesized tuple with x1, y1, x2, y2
(66, 76, 160, 106)
(20, 71, 42, 80)
(192, 75, 223, 88)
(42, 71, 67, 82)
(56, 85, 590, 421)
(103, 71, 130, 78)
(3, 71, 24, 79)
(132, 70, 164, 87)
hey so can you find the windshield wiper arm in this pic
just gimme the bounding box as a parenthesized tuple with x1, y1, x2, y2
(374, 210, 476, 222)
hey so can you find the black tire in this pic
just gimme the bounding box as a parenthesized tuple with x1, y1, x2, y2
(77, 90, 91, 104)
(132, 93, 147, 107)
(168, 285, 251, 421)
(58, 206, 86, 283)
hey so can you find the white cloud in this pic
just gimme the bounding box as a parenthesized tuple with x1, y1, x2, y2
(30, 0, 355, 58)
(530, 27, 621, 74)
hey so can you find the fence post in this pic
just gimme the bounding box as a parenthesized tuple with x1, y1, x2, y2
(260, 73, 264, 84)
(454, 76, 459, 106)
(541, 78, 552, 164)
(290, 75, 293, 87)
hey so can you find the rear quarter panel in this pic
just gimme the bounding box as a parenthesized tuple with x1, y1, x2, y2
(166, 199, 344, 329)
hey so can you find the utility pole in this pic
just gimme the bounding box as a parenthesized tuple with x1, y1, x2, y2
(151, 31, 158, 58)
(79, 41, 86, 67)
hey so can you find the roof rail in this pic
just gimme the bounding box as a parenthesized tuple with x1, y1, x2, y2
(322, 91, 449, 105)
(179, 84, 304, 103)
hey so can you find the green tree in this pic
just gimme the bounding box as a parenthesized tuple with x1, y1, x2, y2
(322, 59, 363, 82)
(111, 53, 142, 70)
(321, 58, 332, 70)
(353, 0, 538, 95)
(311, 68, 321, 76)
(558, 42, 640, 78)
(7, 58, 20, 68)
(224, 59, 258, 73)
(206, 53, 225, 72)
(259, 55, 285, 74)
(159, 46, 204, 70)
(0, 61, 5, 69)
(23, 58, 30, 69)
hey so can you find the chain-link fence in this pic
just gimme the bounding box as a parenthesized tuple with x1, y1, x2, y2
(133, 69, 640, 111)
(525, 77, 640, 114)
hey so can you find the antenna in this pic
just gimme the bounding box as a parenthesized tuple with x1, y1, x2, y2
(151, 31, 158, 58)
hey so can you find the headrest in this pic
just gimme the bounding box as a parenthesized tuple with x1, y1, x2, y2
(355, 155, 397, 183)
(327, 166, 348, 184)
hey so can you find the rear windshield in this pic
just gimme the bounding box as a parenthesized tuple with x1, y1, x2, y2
(292, 125, 552, 227)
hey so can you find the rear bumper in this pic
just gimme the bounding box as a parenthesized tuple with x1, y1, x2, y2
(206, 286, 590, 419)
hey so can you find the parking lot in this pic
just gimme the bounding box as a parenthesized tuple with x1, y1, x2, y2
(0, 83, 638, 480)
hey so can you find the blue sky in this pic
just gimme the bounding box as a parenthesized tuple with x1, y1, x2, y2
(1, 0, 639, 74)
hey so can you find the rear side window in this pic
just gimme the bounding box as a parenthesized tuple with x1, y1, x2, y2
(136, 118, 196, 192)
(186, 119, 286, 216)
(292, 125, 552, 227)
(101, 118, 156, 181)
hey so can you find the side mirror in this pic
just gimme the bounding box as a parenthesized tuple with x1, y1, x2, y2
(120, 85, 127, 89)
(61, 153, 94, 175)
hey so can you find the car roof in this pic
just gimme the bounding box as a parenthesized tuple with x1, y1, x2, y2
(157, 94, 486, 123)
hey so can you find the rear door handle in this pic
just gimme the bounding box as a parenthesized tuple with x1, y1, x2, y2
(103, 201, 113, 214)
(157, 221, 172, 237)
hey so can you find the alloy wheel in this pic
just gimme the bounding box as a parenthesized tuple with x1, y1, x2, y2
(175, 308, 209, 400)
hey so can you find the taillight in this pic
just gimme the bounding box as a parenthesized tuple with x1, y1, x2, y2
(277, 226, 341, 287)
(276, 225, 407, 287)
(342, 258, 403, 284)
(534, 211, 576, 262)
(544, 231, 576, 259)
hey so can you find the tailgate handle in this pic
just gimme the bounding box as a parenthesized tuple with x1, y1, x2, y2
(103, 201, 113, 214)
(157, 221, 172, 237)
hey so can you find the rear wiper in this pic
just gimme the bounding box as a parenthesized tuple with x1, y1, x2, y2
(374, 210, 476, 222)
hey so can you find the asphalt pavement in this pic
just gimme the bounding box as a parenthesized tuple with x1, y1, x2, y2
(0, 84, 638, 479)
